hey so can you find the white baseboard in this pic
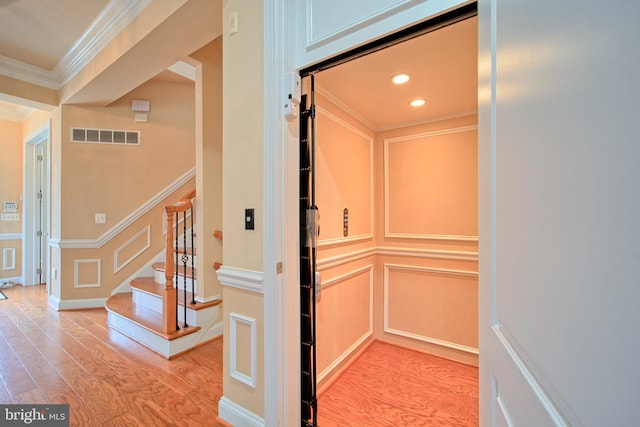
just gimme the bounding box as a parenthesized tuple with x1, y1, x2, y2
(1, 276, 22, 286)
(49, 295, 107, 311)
(218, 397, 264, 427)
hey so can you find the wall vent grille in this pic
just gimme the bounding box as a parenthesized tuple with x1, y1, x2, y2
(71, 128, 140, 145)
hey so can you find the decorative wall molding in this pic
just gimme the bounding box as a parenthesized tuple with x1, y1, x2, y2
(217, 266, 264, 294)
(384, 125, 478, 241)
(376, 246, 478, 261)
(318, 265, 374, 382)
(2, 248, 16, 270)
(50, 167, 195, 249)
(218, 397, 265, 427)
(375, 110, 479, 133)
(383, 263, 478, 355)
(317, 247, 376, 270)
(114, 225, 151, 273)
(319, 264, 373, 290)
(74, 259, 101, 288)
(493, 324, 569, 426)
(305, 0, 423, 49)
(317, 246, 477, 271)
(0, 233, 22, 241)
(385, 326, 479, 355)
(384, 262, 478, 278)
(319, 330, 373, 382)
(316, 105, 374, 245)
(384, 233, 479, 242)
(229, 312, 258, 388)
(318, 234, 373, 247)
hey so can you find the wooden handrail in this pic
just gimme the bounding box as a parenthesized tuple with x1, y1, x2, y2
(162, 189, 195, 334)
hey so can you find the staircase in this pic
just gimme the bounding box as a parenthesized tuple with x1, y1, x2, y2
(105, 190, 223, 359)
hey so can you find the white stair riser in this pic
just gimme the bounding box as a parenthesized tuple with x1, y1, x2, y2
(133, 289, 163, 313)
(107, 306, 222, 359)
(131, 288, 217, 327)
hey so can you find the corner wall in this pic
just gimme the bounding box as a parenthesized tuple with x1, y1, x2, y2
(0, 118, 23, 282)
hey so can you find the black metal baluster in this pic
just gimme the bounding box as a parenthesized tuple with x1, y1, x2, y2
(175, 212, 180, 330)
(190, 204, 196, 304)
(182, 211, 188, 327)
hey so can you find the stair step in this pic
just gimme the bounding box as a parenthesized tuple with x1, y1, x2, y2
(105, 293, 200, 341)
(130, 277, 222, 310)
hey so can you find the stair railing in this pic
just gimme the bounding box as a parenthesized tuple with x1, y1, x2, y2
(164, 189, 196, 333)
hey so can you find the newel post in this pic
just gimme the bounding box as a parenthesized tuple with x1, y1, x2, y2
(163, 208, 177, 334)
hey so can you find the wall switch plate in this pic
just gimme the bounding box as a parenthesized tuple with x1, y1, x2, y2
(95, 213, 106, 224)
(245, 208, 254, 230)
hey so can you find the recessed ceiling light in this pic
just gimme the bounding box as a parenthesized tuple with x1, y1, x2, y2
(410, 99, 426, 107)
(391, 73, 410, 85)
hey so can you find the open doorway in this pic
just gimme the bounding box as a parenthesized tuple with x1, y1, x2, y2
(299, 10, 479, 426)
(24, 124, 50, 288)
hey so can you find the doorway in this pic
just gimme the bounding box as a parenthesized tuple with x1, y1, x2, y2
(299, 8, 479, 426)
(23, 124, 50, 289)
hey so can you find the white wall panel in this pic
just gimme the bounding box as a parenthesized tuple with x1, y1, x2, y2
(296, 0, 472, 69)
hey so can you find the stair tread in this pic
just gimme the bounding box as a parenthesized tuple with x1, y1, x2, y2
(130, 276, 222, 310)
(106, 293, 200, 340)
(153, 262, 196, 279)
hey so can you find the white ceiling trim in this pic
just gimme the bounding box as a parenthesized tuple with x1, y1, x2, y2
(0, 0, 152, 90)
(0, 102, 35, 122)
(315, 84, 377, 130)
(316, 84, 478, 132)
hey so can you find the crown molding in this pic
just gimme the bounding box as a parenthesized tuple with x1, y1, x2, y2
(0, 0, 151, 90)
(55, 0, 153, 88)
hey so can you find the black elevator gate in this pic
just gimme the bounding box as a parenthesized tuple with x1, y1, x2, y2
(300, 76, 319, 426)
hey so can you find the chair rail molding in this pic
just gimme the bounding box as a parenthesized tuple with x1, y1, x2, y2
(50, 167, 195, 249)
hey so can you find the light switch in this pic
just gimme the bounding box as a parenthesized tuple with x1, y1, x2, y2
(245, 208, 254, 230)
(229, 11, 239, 35)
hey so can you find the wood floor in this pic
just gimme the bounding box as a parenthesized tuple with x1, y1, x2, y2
(0, 284, 224, 426)
(1, 285, 478, 426)
(317, 341, 479, 426)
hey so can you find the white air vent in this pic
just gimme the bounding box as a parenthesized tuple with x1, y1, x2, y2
(71, 128, 140, 145)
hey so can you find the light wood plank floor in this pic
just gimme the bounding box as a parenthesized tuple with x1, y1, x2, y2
(0, 284, 224, 426)
(1, 285, 477, 426)
(318, 341, 479, 426)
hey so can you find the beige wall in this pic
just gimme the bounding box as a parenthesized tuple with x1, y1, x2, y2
(314, 91, 479, 391)
(375, 115, 478, 366)
(221, 0, 266, 418)
(191, 38, 223, 302)
(0, 119, 23, 281)
(59, 76, 195, 239)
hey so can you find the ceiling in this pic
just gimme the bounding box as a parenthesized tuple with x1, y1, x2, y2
(0, 1, 477, 130)
(0, 0, 139, 119)
(315, 16, 478, 131)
